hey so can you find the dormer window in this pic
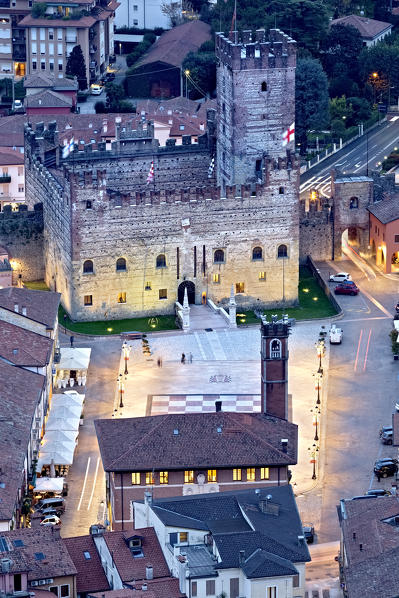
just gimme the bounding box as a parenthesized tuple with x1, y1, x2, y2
(125, 535, 144, 558)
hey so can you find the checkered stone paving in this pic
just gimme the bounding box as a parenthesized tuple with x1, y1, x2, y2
(148, 394, 262, 415)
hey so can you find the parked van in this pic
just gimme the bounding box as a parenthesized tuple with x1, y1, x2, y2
(36, 497, 65, 513)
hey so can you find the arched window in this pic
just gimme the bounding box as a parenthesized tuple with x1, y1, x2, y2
(270, 339, 282, 359)
(83, 259, 93, 274)
(349, 197, 359, 209)
(116, 257, 126, 271)
(277, 244, 288, 258)
(214, 249, 225, 264)
(252, 246, 263, 261)
(156, 254, 166, 268)
(261, 81, 267, 92)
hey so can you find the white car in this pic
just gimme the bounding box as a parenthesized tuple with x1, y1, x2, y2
(90, 84, 103, 95)
(13, 99, 23, 109)
(329, 272, 351, 283)
(40, 515, 61, 526)
(329, 325, 343, 344)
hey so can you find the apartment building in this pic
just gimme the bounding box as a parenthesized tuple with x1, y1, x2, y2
(0, 0, 30, 77)
(0, 147, 25, 210)
(19, 0, 117, 85)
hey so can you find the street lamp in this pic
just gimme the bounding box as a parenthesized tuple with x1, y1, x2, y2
(308, 444, 319, 480)
(184, 69, 190, 99)
(117, 374, 124, 409)
(122, 341, 131, 375)
(311, 406, 320, 441)
(314, 372, 322, 405)
(316, 340, 324, 374)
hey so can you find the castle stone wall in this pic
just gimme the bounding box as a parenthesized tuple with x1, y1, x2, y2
(299, 200, 333, 264)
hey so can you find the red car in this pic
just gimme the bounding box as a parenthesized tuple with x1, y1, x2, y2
(334, 281, 359, 296)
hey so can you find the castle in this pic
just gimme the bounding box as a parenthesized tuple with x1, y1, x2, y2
(21, 28, 301, 321)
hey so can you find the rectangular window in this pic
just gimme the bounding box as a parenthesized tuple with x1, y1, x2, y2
(145, 281, 151, 290)
(31, 42, 37, 54)
(160, 471, 168, 484)
(57, 29, 63, 40)
(260, 467, 270, 480)
(192, 581, 197, 597)
(40, 27, 45, 40)
(60, 586, 69, 598)
(184, 470, 194, 483)
(31, 28, 37, 40)
(208, 469, 217, 482)
(41, 60, 45, 70)
(206, 580, 215, 596)
(159, 289, 167, 300)
(57, 42, 63, 55)
(133, 3, 138, 8)
(49, 42, 54, 55)
(236, 282, 244, 293)
(233, 468, 241, 481)
(40, 42, 45, 54)
(293, 574, 299, 587)
(179, 531, 188, 543)
(117, 292, 126, 303)
(18, 185, 24, 193)
(2, 168, 8, 175)
(267, 588, 277, 598)
(259, 271, 266, 280)
(145, 472, 154, 485)
(279, 186, 285, 194)
(133, 19, 138, 25)
(213, 273, 220, 284)
(58, 61, 63, 71)
(32, 60, 37, 70)
(84, 295, 92, 306)
(49, 588, 58, 597)
(131, 472, 141, 485)
(247, 468, 255, 481)
(49, 60, 54, 71)
(17, 166, 23, 176)
(395, 235, 399, 243)
(48, 28, 54, 40)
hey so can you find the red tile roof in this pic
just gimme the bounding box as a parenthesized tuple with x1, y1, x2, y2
(64, 535, 110, 593)
(0, 320, 53, 366)
(0, 287, 60, 329)
(25, 89, 73, 109)
(19, 14, 96, 27)
(103, 528, 170, 582)
(95, 412, 298, 472)
(0, 147, 24, 165)
(89, 579, 185, 598)
(330, 14, 392, 39)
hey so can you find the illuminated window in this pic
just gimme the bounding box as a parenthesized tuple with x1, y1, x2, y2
(83, 259, 93, 274)
(84, 295, 92, 306)
(247, 468, 255, 481)
(116, 257, 126, 271)
(259, 271, 266, 281)
(235, 282, 244, 294)
(160, 471, 168, 484)
(159, 289, 167, 300)
(145, 472, 154, 485)
(208, 469, 217, 482)
(184, 470, 194, 483)
(252, 246, 262, 260)
(156, 254, 166, 268)
(260, 467, 270, 480)
(233, 468, 241, 481)
(117, 292, 126, 303)
(179, 531, 188, 543)
(214, 249, 224, 263)
(277, 244, 288, 258)
(131, 472, 141, 485)
(213, 273, 220, 284)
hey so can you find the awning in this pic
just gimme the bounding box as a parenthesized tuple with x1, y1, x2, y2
(52, 392, 85, 408)
(56, 347, 91, 371)
(40, 439, 76, 455)
(44, 429, 78, 444)
(37, 445, 75, 469)
(46, 416, 80, 431)
(50, 403, 82, 419)
(34, 477, 64, 493)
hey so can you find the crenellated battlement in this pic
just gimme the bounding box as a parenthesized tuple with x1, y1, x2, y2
(0, 203, 43, 220)
(216, 28, 296, 70)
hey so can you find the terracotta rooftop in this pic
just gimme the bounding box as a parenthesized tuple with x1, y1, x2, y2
(0, 527, 77, 580)
(64, 535, 110, 594)
(0, 320, 53, 366)
(330, 14, 392, 39)
(0, 287, 60, 329)
(367, 195, 399, 224)
(95, 412, 298, 472)
(24, 73, 78, 90)
(19, 13, 96, 27)
(0, 147, 24, 165)
(339, 496, 399, 596)
(135, 20, 211, 69)
(89, 590, 157, 598)
(26, 89, 73, 109)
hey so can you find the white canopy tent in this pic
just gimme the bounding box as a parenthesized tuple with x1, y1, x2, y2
(40, 439, 76, 455)
(33, 477, 64, 493)
(50, 403, 82, 420)
(55, 348, 91, 388)
(52, 392, 85, 408)
(46, 416, 80, 431)
(43, 429, 78, 444)
(37, 448, 75, 470)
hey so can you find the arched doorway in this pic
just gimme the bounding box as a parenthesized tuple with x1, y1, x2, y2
(178, 281, 195, 304)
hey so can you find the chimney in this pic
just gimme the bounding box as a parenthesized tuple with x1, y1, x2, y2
(146, 565, 153, 580)
(239, 550, 245, 566)
(14, 303, 18, 312)
(21, 306, 27, 316)
(12, 348, 18, 356)
(281, 438, 288, 453)
(215, 400, 222, 412)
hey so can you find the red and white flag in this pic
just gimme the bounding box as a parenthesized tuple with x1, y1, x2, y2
(282, 122, 295, 147)
(146, 161, 154, 184)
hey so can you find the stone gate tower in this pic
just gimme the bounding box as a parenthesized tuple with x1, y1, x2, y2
(215, 29, 297, 190)
(261, 315, 291, 420)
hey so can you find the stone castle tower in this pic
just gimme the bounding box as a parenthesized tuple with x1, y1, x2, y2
(216, 29, 297, 190)
(260, 316, 290, 420)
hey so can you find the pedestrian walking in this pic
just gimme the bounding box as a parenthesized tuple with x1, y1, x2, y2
(181, 353, 186, 364)
(189, 352, 193, 364)
(70, 335, 74, 348)
(157, 358, 161, 368)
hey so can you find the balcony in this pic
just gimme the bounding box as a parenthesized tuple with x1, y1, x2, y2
(13, 48, 26, 61)
(0, 175, 11, 183)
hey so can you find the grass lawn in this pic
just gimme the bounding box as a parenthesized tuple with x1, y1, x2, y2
(237, 266, 338, 326)
(23, 281, 50, 291)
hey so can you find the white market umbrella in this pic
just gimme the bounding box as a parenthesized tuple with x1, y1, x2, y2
(50, 403, 82, 419)
(34, 477, 64, 493)
(44, 429, 78, 444)
(46, 416, 80, 432)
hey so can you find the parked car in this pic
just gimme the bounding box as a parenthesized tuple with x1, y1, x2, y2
(381, 430, 393, 445)
(334, 281, 359, 296)
(374, 458, 398, 478)
(13, 99, 23, 110)
(40, 515, 61, 526)
(90, 84, 103, 95)
(35, 497, 65, 513)
(329, 325, 343, 344)
(366, 489, 392, 497)
(105, 72, 115, 82)
(379, 425, 393, 437)
(302, 524, 314, 543)
(40, 507, 63, 519)
(329, 272, 351, 283)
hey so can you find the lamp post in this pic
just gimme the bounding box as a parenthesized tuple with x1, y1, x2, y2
(315, 372, 322, 405)
(122, 341, 131, 375)
(311, 406, 320, 442)
(308, 444, 319, 480)
(316, 340, 324, 374)
(117, 374, 124, 409)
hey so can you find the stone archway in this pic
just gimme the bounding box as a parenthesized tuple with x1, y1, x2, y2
(178, 280, 195, 304)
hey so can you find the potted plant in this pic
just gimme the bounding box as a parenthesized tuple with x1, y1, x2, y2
(390, 328, 399, 360)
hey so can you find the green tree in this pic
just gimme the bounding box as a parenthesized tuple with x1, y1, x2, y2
(358, 43, 399, 97)
(32, 2, 47, 17)
(295, 58, 329, 152)
(321, 24, 363, 79)
(346, 96, 372, 125)
(329, 95, 353, 122)
(182, 50, 217, 98)
(66, 45, 87, 90)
